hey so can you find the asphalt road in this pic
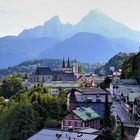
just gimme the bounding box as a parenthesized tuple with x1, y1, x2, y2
(112, 100, 130, 123)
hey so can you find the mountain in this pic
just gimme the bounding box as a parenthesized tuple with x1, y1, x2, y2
(95, 52, 135, 75)
(39, 32, 139, 63)
(19, 10, 140, 41)
(0, 58, 102, 77)
(0, 36, 59, 67)
(0, 9, 140, 67)
(19, 16, 74, 40)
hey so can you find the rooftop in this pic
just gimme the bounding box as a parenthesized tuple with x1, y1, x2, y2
(28, 128, 98, 140)
(73, 107, 100, 121)
(112, 79, 137, 85)
(35, 67, 53, 75)
(78, 127, 99, 134)
(81, 88, 107, 95)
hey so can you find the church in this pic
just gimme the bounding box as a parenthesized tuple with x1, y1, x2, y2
(31, 58, 79, 83)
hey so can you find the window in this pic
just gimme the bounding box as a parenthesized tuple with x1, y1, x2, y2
(68, 121, 71, 126)
(65, 121, 68, 126)
(96, 98, 101, 102)
(68, 114, 72, 119)
(85, 121, 89, 127)
(96, 119, 99, 123)
(74, 121, 77, 126)
(78, 121, 82, 127)
(75, 115, 79, 120)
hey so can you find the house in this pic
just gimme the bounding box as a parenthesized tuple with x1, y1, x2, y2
(67, 88, 112, 117)
(110, 79, 138, 95)
(118, 92, 140, 120)
(134, 127, 140, 140)
(28, 128, 99, 140)
(61, 107, 100, 130)
(133, 96, 140, 113)
(133, 96, 140, 121)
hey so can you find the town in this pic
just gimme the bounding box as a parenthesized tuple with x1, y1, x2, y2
(1, 1, 140, 140)
(1, 56, 140, 140)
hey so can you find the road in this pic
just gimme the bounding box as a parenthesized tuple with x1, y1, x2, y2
(112, 100, 130, 122)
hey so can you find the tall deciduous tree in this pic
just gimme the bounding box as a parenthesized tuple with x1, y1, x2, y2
(8, 95, 36, 140)
(1, 75, 22, 98)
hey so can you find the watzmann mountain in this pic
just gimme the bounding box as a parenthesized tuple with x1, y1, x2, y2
(19, 10, 140, 41)
(0, 10, 140, 67)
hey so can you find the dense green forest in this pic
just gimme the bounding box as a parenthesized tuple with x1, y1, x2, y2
(121, 52, 140, 84)
(95, 52, 135, 75)
(0, 77, 68, 139)
(0, 58, 102, 78)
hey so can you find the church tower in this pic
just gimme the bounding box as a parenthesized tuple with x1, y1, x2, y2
(67, 57, 70, 68)
(72, 59, 79, 78)
(62, 58, 65, 71)
(68, 88, 77, 110)
(62, 58, 72, 73)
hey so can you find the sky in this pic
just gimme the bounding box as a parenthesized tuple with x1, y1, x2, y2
(0, 0, 140, 37)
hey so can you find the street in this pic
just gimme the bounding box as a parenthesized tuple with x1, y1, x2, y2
(112, 100, 130, 122)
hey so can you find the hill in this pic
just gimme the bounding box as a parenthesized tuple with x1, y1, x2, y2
(0, 36, 59, 67)
(95, 52, 135, 75)
(0, 58, 102, 78)
(121, 52, 140, 84)
(39, 32, 139, 63)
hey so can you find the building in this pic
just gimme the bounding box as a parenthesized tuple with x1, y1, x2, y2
(67, 88, 112, 118)
(133, 96, 140, 113)
(28, 128, 99, 140)
(134, 128, 140, 140)
(62, 58, 79, 78)
(61, 107, 100, 130)
(62, 58, 72, 73)
(31, 58, 79, 84)
(110, 79, 139, 95)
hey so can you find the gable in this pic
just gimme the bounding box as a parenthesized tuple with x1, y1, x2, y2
(63, 112, 82, 121)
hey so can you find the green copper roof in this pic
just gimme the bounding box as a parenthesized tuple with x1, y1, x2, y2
(73, 107, 100, 121)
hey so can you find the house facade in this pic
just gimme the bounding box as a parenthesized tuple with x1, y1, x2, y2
(67, 88, 112, 118)
(61, 107, 100, 130)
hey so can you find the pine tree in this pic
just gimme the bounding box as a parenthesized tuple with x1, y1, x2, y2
(103, 94, 111, 128)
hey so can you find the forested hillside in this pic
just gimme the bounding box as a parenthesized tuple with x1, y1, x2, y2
(0, 58, 102, 78)
(121, 52, 140, 83)
(95, 52, 134, 75)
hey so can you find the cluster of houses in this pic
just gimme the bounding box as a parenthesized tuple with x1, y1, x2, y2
(59, 87, 111, 131)
(25, 59, 140, 139)
(110, 79, 140, 121)
(26, 59, 114, 140)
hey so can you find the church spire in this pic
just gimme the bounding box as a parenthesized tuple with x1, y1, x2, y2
(67, 57, 70, 68)
(62, 58, 65, 68)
